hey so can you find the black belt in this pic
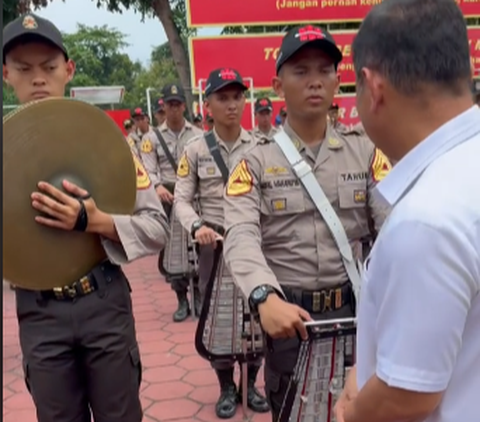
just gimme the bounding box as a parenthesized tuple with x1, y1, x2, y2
(282, 283, 352, 314)
(39, 261, 121, 301)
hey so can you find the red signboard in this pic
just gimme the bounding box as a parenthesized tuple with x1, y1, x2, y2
(186, 0, 480, 27)
(197, 95, 359, 131)
(191, 27, 480, 91)
(470, 27, 480, 71)
(105, 109, 131, 135)
(189, 32, 356, 90)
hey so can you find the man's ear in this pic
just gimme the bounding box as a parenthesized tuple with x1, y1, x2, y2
(272, 76, 284, 99)
(3, 65, 10, 85)
(204, 98, 211, 114)
(66, 59, 75, 82)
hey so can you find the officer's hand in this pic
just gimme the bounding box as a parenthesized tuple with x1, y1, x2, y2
(195, 226, 218, 246)
(156, 185, 174, 204)
(334, 366, 358, 422)
(258, 294, 312, 340)
(31, 180, 98, 231)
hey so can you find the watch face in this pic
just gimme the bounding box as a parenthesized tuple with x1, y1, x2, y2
(252, 286, 265, 302)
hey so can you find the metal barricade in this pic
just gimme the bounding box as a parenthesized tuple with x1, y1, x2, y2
(277, 318, 356, 422)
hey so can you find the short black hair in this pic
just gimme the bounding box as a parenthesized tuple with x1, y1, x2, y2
(352, 0, 471, 96)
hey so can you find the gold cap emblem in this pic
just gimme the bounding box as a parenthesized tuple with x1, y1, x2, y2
(22, 15, 38, 30)
(171, 85, 178, 94)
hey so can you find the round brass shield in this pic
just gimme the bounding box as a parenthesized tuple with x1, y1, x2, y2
(3, 98, 137, 290)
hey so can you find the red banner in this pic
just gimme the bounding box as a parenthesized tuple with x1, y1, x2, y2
(186, 0, 480, 27)
(191, 27, 480, 91)
(197, 95, 359, 131)
(105, 109, 131, 135)
(470, 27, 480, 71)
(190, 32, 356, 90)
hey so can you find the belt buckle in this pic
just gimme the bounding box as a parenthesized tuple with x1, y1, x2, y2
(335, 287, 343, 309)
(53, 287, 64, 300)
(321, 289, 334, 313)
(312, 292, 321, 313)
(79, 276, 93, 295)
(60, 285, 76, 299)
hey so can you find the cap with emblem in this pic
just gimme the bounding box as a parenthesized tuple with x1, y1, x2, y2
(161, 83, 186, 103)
(279, 106, 287, 117)
(155, 98, 165, 113)
(131, 107, 146, 118)
(3, 14, 68, 64)
(275, 25, 342, 74)
(123, 119, 134, 129)
(255, 97, 273, 113)
(329, 102, 339, 110)
(205, 113, 214, 122)
(205, 68, 248, 97)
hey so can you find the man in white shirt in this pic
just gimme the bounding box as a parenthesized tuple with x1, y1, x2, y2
(335, 1, 480, 422)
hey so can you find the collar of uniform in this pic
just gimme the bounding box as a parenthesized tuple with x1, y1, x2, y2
(212, 127, 252, 144)
(377, 105, 480, 206)
(283, 119, 343, 150)
(159, 120, 192, 132)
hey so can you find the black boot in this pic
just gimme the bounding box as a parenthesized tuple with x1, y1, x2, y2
(193, 286, 202, 317)
(237, 364, 269, 413)
(215, 368, 238, 419)
(172, 290, 190, 322)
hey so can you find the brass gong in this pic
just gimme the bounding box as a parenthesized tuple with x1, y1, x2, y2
(3, 98, 137, 290)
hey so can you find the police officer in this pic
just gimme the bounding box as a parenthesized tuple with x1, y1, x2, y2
(174, 68, 269, 419)
(222, 26, 391, 422)
(131, 107, 151, 152)
(328, 102, 348, 131)
(140, 83, 203, 322)
(279, 105, 287, 127)
(124, 118, 141, 152)
(154, 98, 166, 127)
(252, 97, 279, 138)
(3, 14, 169, 422)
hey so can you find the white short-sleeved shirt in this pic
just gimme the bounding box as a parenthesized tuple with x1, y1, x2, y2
(356, 106, 480, 422)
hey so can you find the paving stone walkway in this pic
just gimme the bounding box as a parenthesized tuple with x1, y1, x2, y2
(3, 256, 270, 422)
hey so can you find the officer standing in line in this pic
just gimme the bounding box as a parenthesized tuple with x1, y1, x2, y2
(222, 26, 391, 422)
(174, 68, 269, 419)
(3, 14, 169, 422)
(153, 98, 166, 127)
(279, 105, 287, 127)
(252, 97, 279, 138)
(193, 113, 204, 129)
(140, 83, 203, 322)
(131, 107, 151, 152)
(328, 102, 349, 131)
(124, 118, 141, 152)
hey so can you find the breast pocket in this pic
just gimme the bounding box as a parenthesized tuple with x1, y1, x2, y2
(338, 181, 368, 209)
(198, 162, 221, 179)
(261, 187, 306, 215)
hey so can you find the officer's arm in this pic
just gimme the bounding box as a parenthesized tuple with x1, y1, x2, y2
(223, 148, 282, 300)
(173, 143, 200, 232)
(99, 153, 169, 264)
(367, 147, 392, 234)
(140, 132, 162, 187)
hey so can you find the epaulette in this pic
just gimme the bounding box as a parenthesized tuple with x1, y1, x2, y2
(343, 122, 366, 136)
(185, 134, 204, 146)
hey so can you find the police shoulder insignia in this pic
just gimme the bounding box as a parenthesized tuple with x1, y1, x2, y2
(132, 153, 151, 190)
(177, 153, 190, 177)
(141, 138, 153, 153)
(371, 148, 392, 182)
(226, 159, 254, 197)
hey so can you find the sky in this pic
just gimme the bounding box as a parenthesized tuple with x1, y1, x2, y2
(37, 0, 221, 65)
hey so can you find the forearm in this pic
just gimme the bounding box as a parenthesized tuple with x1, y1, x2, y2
(174, 200, 201, 232)
(88, 210, 120, 241)
(224, 224, 282, 299)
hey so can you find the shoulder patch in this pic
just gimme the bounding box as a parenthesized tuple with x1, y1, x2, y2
(371, 148, 392, 182)
(177, 153, 190, 177)
(141, 137, 153, 153)
(127, 136, 135, 148)
(185, 134, 203, 147)
(132, 153, 151, 189)
(226, 159, 254, 197)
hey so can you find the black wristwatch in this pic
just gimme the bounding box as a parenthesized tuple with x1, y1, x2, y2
(191, 219, 204, 237)
(249, 284, 277, 314)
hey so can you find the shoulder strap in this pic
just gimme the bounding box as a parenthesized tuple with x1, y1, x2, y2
(204, 131, 229, 184)
(273, 131, 362, 305)
(152, 127, 177, 173)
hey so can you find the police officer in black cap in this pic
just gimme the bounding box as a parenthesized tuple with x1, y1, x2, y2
(252, 97, 279, 138)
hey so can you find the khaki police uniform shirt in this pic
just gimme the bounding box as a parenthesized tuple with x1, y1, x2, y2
(139, 121, 203, 187)
(174, 128, 255, 232)
(252, 125, 279, 139)
(101, 151, 170, 264)
(126, 132, 142, 156)
(223, 121, 392, 299)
